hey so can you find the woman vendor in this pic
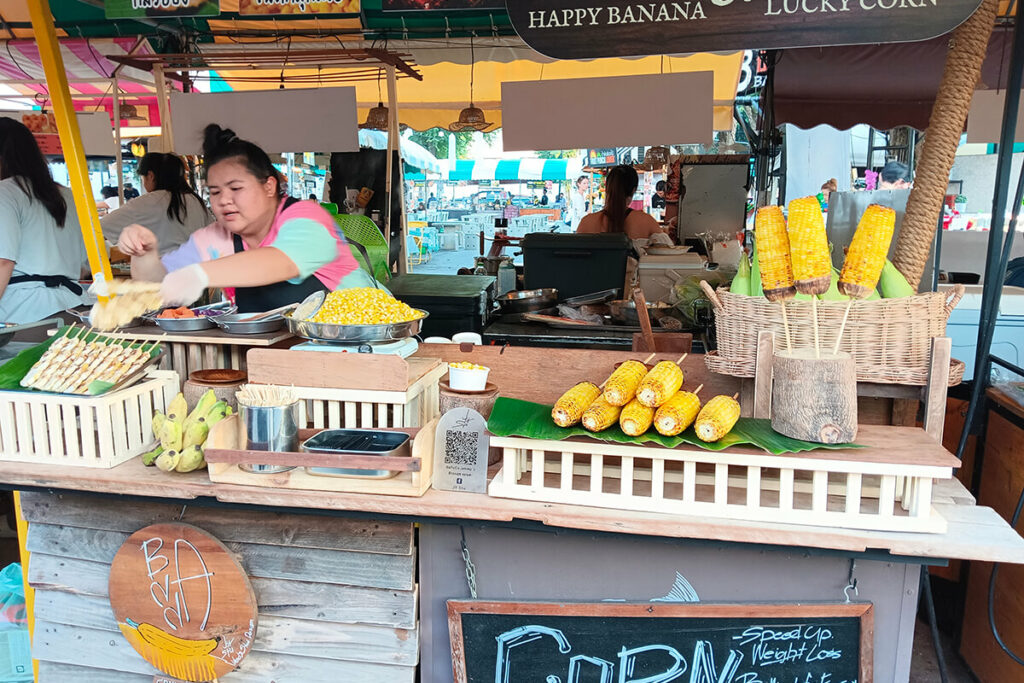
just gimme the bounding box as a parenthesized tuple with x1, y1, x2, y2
(117, 125, 363, 313)
(577, 165, 666, 240)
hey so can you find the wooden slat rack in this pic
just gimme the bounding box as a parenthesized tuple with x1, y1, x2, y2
(488, 425, 959, 534)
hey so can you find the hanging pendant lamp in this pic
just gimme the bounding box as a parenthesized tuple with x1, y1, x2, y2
(643, 145, 671, 168)
(449, 35, 493, 133)
(360, 69, 390, 131)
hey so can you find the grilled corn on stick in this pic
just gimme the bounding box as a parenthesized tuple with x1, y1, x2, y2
(581, 395, 622, 433)
(654, 384, 704, 436)
(602, 360, 649, 406)
(787, 196, 832, 295)
(754, 206, 796, 301)
(839, 204, 896, 299)
(695, 394, 741, 443)
(636, 361, 684, 408)
(620, 398, 655, 436)
(552, 382, 602, 427)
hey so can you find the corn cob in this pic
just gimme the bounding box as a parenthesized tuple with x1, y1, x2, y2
(753, 206, 796, 301)
(581, 395, 622, 433)
(602, 360, 649, 406)
(839, 204, 896, 299)
(695, 395, 741, 442)
(552, 382, 602, 427)
(787, 196, 832, 295)
(654, 390, 702, 436)
(620, 398, 655, 436)
(636, 361, 684, 408)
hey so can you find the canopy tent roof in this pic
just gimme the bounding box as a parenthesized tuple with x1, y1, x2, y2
(447, 158, 584, 182)
(773, 26, 1016, 131)
(358, 128, 443, 173)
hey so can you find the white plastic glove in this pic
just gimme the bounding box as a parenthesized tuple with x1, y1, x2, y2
(160, 264, 209, 308)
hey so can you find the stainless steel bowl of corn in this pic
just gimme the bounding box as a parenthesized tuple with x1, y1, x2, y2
(285, 287, 428, 343)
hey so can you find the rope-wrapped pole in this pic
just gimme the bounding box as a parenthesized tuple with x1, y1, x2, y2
(891, 0, 999, 289)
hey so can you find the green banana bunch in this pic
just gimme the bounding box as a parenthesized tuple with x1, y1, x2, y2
(205, 401, 229, 427)
(183, 390, 218, 432)
(141, 444, 163, 467)
(183, 421, 210, 449)
(155, 449, 181, 472)
(160, 419, 183, 452)
(167, 393, 188, 425)
(151, 411, 167, 440)
(175, 445, 206, 473)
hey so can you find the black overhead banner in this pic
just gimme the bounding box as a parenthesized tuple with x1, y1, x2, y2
(506, 0, 986, 59)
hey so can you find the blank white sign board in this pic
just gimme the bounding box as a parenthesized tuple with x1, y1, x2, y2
(967, 90, 1024, 143)
(169, 88, 359, 155)
(502, 72, 714, 152)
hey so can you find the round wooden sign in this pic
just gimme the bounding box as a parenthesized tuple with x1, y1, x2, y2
(109, 523, 258, 682)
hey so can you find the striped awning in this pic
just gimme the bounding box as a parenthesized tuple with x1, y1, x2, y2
(448, 158, 583, 181)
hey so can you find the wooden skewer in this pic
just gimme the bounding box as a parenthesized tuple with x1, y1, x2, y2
(675, 353, 688, 364)
(693, 383, 704, 396)
(833, 299, 854, 355)
(811, 295, 820, 358)
(642, 352, 656, 364)
(732, 392, 740, 400)
(779, 300, 793, 352)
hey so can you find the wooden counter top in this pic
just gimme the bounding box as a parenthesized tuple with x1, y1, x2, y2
(1, 455, 1022, 564)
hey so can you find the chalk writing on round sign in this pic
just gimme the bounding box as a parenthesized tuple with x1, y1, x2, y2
(507, 0, 986, 59)
(109, 523, 258, 682)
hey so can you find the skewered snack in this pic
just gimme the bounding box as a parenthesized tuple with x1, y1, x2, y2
(619, 398, 655, 436)
(839, 204, 897, 299)
(787, 196, 832, 295)
(654, 389, 702, 437)
(695, 395, 742, 443)
(753, 206, 796, 301)
(602, 360, 649, 406)
(636, 361, 684, 408)
(90, 280, 163, 331)
(19, 326, 157, 395)
(552, 382, 602, 428)
(581, 395, 622, 433)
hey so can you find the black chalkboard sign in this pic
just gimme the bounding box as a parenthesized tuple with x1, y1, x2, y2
(448, 601, 873, 683)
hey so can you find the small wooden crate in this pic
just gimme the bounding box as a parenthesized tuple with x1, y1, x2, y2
(488, 431, 955, 533)
(0, 371, 179, 468)
(205, 415, 436, 496)
(247, 349, 445, 430)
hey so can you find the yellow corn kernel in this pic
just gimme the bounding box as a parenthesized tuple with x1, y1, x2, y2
(839, 204, 897, 299)
(552, 382, 602, 428)
(619, 398, 655, 436)
(581, 395, 622, 433)
(754, 206, 796, 301)
(695, 395, 742, 442)
(602, 360, 649, 406)
(654, 390, 702, 436)
(787, 196, 832, 295)
(308, 288, 422, 325)
(636, 361, 684, 408)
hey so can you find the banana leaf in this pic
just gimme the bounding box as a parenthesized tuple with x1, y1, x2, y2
(486, 397, 862, 455)
(0, 326, 161, 396)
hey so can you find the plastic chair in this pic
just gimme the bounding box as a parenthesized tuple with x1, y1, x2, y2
(331, 214, 391, 283)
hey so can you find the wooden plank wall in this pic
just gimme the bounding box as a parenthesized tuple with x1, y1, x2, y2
(20, 492, 418, 682)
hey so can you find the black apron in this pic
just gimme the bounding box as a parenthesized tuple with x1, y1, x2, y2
(231, 197, 329, 313)
(7, 274, 83, 296)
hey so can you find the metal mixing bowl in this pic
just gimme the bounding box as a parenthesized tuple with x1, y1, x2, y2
(285, 310, 428, 343)
(214, 313, 286, 335)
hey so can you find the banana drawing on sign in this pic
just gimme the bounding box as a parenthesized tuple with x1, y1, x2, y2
(109, 523, 259, 682)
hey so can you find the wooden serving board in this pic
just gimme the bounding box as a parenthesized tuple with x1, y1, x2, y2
(205, 416, 436, 497)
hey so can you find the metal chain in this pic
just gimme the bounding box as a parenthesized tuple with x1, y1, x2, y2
(460, 526, 478, 599)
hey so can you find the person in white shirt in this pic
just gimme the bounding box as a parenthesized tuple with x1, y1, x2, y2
(102, 153, 210, 254)
(566, 175, 590, 230)
(0, 118, 87, 324)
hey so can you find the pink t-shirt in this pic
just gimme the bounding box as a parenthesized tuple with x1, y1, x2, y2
(162, 199, 358, 302)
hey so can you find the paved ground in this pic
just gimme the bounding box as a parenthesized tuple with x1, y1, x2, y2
(407, 247, 481, 275)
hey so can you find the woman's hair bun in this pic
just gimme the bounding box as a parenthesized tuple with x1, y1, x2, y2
(202, 124, 237, 158)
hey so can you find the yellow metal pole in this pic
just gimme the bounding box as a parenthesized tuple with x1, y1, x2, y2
(13, 492, 37, 682)
(28, 0, 113, 287)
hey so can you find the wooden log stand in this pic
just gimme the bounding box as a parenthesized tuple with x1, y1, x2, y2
(771, 349, 858, 444)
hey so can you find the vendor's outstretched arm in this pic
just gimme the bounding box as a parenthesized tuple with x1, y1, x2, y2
(201, 247, 299, 288)
(130, 250, 167, 281)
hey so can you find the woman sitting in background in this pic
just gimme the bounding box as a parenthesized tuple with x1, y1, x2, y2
(0, 118, 86, 324)
(102, 152, 210, 254)
(576, 165, 664, 240)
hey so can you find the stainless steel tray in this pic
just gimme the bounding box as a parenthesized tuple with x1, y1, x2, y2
(144, 302, 237, 332)
(285, 310, 428, 343)
(301, 429, 409, 479)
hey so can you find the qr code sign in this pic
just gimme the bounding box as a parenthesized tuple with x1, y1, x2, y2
(444, 430, 479, 465)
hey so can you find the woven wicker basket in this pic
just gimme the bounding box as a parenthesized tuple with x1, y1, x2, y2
(701, 281, 966, 386)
